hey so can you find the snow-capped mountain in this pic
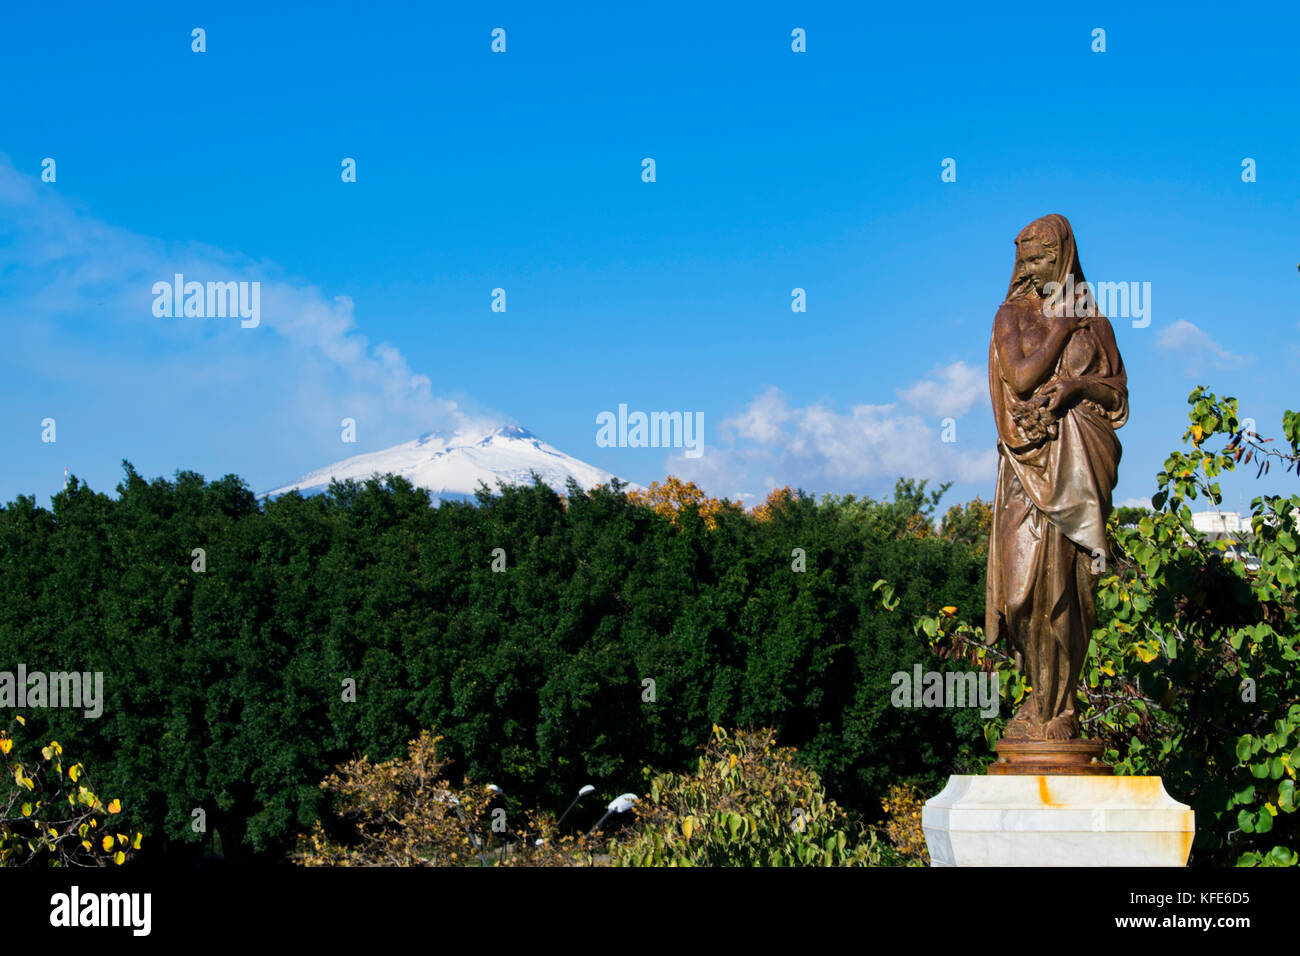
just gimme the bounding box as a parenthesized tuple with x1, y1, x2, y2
(263, 424, 634, 501)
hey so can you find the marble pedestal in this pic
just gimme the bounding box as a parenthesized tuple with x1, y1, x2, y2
(922, 775, 1194, 866)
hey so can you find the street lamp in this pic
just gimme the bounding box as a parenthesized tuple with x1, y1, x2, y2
(586, 793, 638, 837)
(555, 784, 596, 830)
(532, 783, 597, 859)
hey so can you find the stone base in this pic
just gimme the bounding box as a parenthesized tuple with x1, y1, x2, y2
(922, 775, 1194, 866)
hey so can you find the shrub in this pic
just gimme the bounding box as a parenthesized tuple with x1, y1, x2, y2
(612, 725, 893, 866)
(295, 730, 501, 866)
(0, 716, 141, 867)
(880, 782, 929, 865)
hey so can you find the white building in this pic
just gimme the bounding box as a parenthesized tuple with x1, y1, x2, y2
(1190, 511, 1249, 538)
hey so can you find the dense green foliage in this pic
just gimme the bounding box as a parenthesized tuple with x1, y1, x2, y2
(0, 465, 985, 861)
(1093, 389, 1300, 866)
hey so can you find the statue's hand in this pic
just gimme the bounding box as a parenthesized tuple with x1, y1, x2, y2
(1040, 380, 1079, 417)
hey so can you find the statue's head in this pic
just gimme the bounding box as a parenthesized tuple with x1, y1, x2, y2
(1006, 214, 1081, 303)
(1013, 230, 1058, 298)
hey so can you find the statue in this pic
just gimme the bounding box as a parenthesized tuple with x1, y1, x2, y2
(986, 214, 1128, 753)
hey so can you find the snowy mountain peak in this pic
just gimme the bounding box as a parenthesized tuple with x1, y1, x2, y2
(264, 424, 634, 502)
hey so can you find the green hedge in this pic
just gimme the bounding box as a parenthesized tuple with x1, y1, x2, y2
(0, 464, 986, 860)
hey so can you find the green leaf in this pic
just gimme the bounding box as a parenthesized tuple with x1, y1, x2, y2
(1277, 780, 1295, 813)
(1267, 845, 1298, 867)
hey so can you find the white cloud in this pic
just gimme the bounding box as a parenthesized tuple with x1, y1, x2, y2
(719, 385, 793, 443)
(1156, 319, 1252, 372)
(896, 360, 989, 418)
(669, 383, 998, 501)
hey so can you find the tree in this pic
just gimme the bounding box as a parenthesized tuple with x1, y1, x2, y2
(0, 462, 988, 863)
(627, 476, 741, 531)
(940, 497, 993, 553)
(1113, 505, 1154, 527)
(822, 478, 953, 540)
(750, 486, 797, 521)
(295, 730, 501, 866)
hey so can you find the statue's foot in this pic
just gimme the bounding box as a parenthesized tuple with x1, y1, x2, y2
(1003, 699, 1038, 739)
(1041, 710, 1078, 741)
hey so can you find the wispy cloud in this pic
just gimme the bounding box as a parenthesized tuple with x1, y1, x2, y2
(1156, 319, 1252, 373)
(0, 155, 502, 483)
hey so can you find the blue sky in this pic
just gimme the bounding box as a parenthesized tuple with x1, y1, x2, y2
(3, 2, 1299, 514)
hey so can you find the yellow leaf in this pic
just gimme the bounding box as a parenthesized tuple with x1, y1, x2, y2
(132, 832, 143, 850)
(113, 851, 125, 866)
(21, 803, 32, 817)
(14, 716, 24, 726)
(941, 606, 957, 616)
(102, 835, 114, 851)
(68, 764, 81, 783)
(81, 840, 92, 851)
(0, 738, 11, 755)
(107, 799, 121, 814)
(682, 817, 694, 840)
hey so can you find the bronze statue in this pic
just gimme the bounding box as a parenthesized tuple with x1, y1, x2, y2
(986, 214, 1128, 746)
